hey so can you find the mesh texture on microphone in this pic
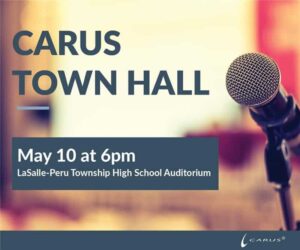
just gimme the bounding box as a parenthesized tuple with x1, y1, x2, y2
(226, 53, 280, 107)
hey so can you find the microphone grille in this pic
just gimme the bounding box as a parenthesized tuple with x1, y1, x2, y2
(226, 53, 280, 107)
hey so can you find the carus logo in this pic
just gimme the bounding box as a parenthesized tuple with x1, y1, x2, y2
(241, 233, 286, 248)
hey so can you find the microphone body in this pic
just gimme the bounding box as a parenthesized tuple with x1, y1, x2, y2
(250, 88, 300, 147)
(251, 88, 288, 119)
(226, 53, 300, 154)
(226, 53, 299, 230)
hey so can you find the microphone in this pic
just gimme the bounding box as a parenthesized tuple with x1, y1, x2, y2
(226, 52, 300, 154)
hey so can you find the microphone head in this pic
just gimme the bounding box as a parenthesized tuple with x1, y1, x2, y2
(226, 53, 280, 107)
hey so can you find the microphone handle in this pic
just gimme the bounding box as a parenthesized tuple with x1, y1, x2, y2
(250, 88, 289, 120)
(250, 94, 300, 155)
